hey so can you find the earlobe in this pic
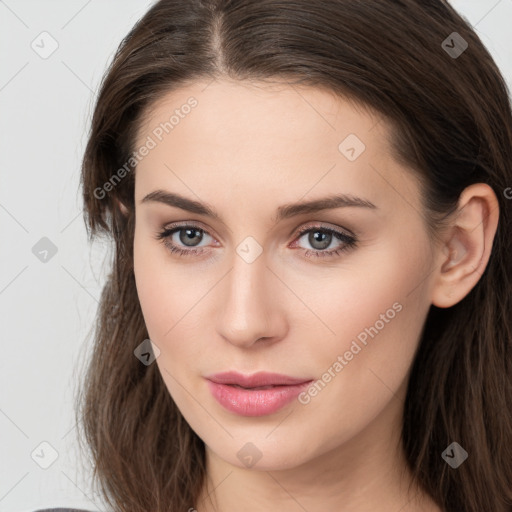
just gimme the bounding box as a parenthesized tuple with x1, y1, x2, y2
(431, 183, 499, 309)
(116, 198, 129, 216)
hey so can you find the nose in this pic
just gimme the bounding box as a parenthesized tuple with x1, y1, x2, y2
(215, 254, 288, 349)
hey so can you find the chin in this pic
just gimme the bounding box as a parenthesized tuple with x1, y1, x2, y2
(206, 434, 317, 472)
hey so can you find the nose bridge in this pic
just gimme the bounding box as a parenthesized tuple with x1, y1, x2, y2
(216, 243, 285, 346)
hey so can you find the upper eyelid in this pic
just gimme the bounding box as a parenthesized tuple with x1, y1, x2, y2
(295, 222, 354, 237)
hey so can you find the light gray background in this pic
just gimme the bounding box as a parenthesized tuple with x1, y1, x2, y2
(1, 1, 511, 511)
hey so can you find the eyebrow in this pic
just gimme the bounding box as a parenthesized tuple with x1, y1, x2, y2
(140, 190, 377, 224)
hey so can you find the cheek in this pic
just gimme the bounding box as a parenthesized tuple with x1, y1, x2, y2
(133, 225, 197, 339)
(133, 242, 201, 412)
(133, 227, 214, 389)
(133, 229, 166, 336)
(297, 231, 433, 426)
(282, 224, 432, 355)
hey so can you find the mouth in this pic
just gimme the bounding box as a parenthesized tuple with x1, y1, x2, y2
(205, 370, 312, 388)
(205, 371, 314, 416)
(229, 384, 280, 390)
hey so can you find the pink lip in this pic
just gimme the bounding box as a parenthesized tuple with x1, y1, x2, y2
(205, 371, 313, 416)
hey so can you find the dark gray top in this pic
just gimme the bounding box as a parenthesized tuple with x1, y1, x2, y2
(34, 509, 95, 512)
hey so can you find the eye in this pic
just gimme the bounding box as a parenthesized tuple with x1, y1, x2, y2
(154, 222, 357, 260)
(155, 223, 215, 257)
(291, 224, 357, 259)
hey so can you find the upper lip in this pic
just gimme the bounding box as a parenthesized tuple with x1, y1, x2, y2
(205, 371, 313, 388)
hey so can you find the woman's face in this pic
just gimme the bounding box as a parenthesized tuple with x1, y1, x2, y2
(132, 79, 438, 471)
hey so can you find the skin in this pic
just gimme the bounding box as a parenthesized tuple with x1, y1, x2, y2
(129, 78, 499, 512)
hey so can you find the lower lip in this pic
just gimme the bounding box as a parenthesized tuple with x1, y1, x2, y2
(206, 380, 312, 416)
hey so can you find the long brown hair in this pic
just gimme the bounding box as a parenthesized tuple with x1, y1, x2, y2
(75, 1, 512, 511)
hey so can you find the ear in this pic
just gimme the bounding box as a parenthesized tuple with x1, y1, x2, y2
(431, 183, 499, 308)
(115, 198, 129, 216)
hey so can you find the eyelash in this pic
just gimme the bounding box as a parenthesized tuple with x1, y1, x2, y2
(154, 222, 358, 260)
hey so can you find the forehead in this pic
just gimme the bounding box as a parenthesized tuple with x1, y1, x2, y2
(132, 79, 417, 218)
(135, 78, 385, 154)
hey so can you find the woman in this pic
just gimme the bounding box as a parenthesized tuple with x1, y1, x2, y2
(71, 0, 512, 511)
